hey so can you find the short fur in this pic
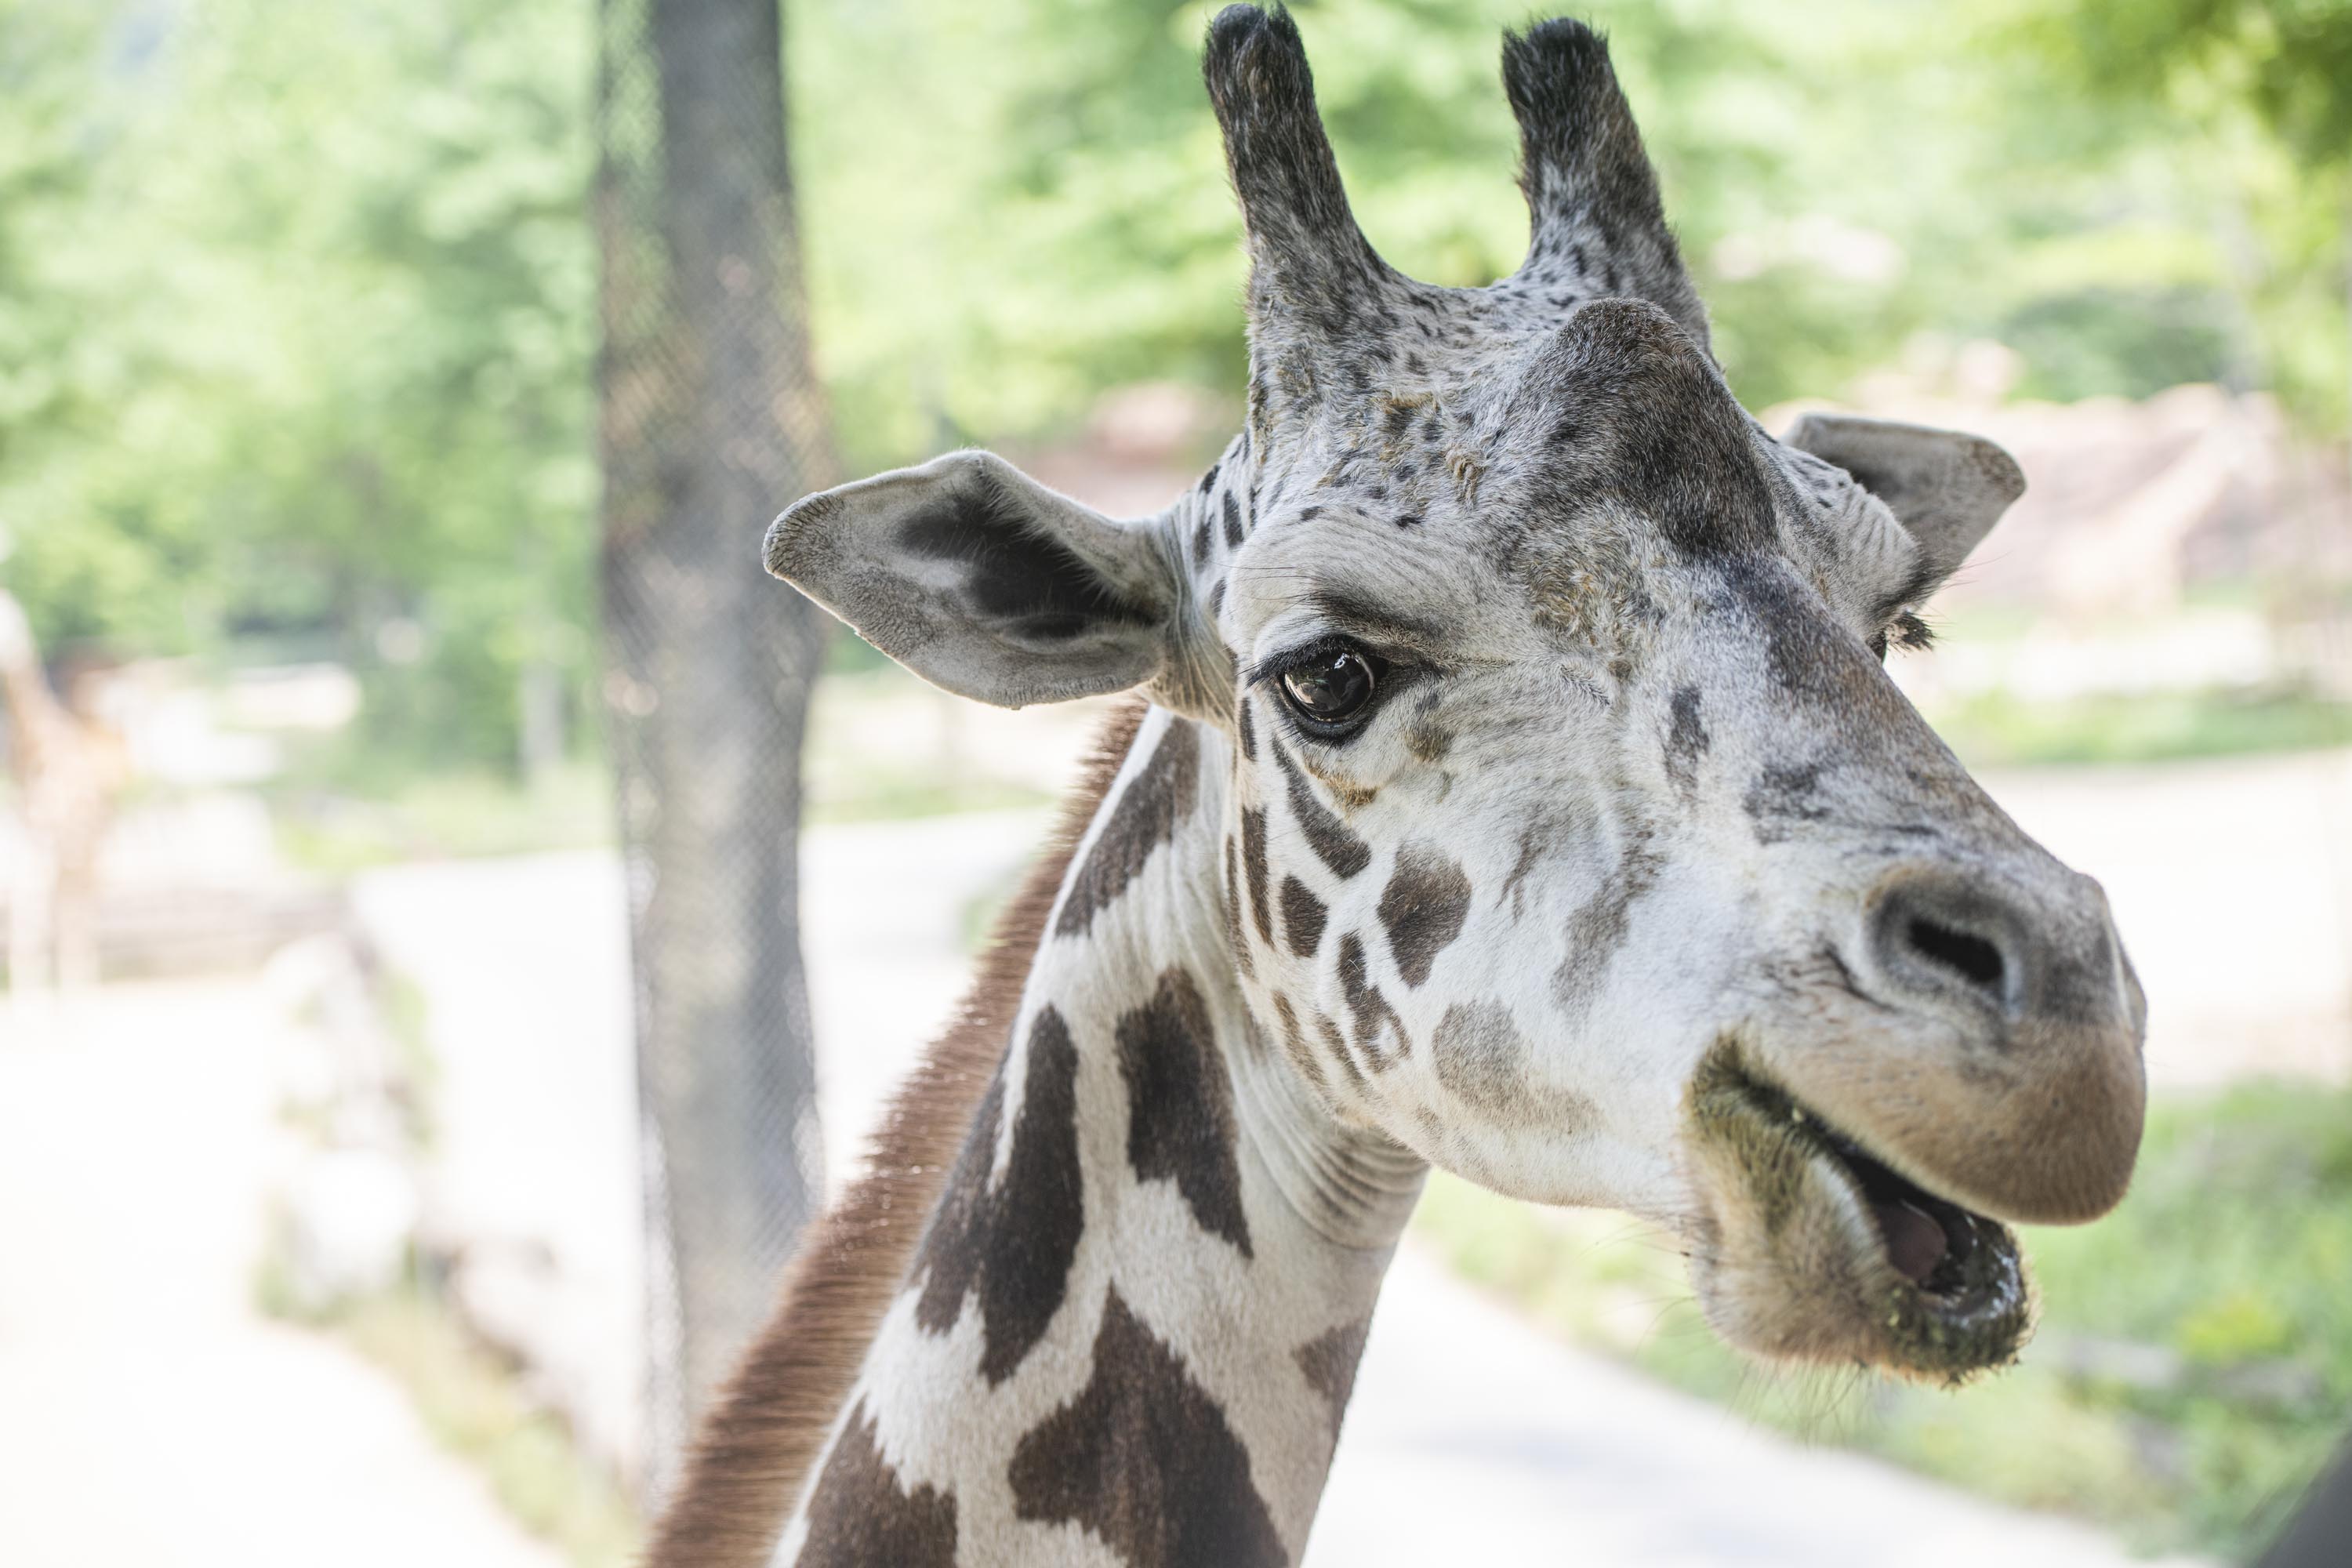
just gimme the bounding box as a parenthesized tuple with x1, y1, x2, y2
(644, 700, 1145, 1568)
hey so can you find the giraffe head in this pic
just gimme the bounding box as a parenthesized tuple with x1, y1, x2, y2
(765, 6, 2144, 1383)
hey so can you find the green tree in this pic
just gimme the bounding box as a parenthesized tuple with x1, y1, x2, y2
(2, 0, 597, 772)
(2001, 0, 2352, 430)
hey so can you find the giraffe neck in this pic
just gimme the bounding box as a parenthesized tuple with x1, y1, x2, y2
(780, 703, 1425, 1567)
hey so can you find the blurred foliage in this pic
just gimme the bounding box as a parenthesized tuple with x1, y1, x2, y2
(1, 0, 595, 770)
(0, 0, 2347, 770)
(1933, 684, 2352, 767)
(1414, 1079, 2352, 1562)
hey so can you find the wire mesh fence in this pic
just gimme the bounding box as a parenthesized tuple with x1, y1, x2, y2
(593, 0, 833, 1504)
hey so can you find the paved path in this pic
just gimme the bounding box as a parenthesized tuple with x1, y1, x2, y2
(0, 982, 565, 1568)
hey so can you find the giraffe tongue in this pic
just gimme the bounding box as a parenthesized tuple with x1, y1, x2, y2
(1873, 1196, 1949, 1285)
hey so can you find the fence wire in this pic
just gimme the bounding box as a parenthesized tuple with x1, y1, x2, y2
(593, 0, 833, 1504)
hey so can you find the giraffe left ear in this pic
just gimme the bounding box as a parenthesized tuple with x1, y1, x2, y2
(1783, 412, 2027, 586)
(764, 449, 1185, 710)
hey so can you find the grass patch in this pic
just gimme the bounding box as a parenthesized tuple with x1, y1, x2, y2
(1929, 686, 2352, 769)
(263, 1274, 641, 1568)
(1413, 1080, 2352, 1562)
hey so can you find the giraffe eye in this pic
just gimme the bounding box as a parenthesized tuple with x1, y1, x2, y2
(1279, 645, 1379, 726)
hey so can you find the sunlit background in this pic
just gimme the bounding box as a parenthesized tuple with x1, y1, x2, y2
(2, 1, 2348, 1564)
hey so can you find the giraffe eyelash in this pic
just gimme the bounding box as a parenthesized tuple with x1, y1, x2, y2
(1889, 612, 1936, 652)
(1871, 612, 1937, 662)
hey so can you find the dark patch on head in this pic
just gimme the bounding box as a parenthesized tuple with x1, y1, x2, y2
(897, 474, 1153, 641)
(1550, 834, 1661, 1019)
(1272, 742, 1371, 879)
(1238, 1008, 1272, 1062)
(1404, 692, 1453, 764)
(1116, 969, 1252, 1258)
(1058, 721, 1201, 937)
(1432, 1000, 1599, 1133)
(912, 1007, 1083, 1385)
(1729, 556, 1904, 717)
(1497, 820, 1552, 916)
(1434, 1002, 1526, 1114)
(1221, 488, 1246, 550)
(1375, 845, 1472, 988)
(1294, 1317, 1373, 1445)
(1302, 750, 1377, 811)
(1271, 990, 1327, 1097)
(1337, 931, 1409, 1067)
(1314, 1007, 1367, 1094)
(795, 1403, 956, 1568)
(1237, 695, 1257, 761)
(1240, 807, 1274, 946)
(1279, 874, 1327, 958)
(1742, 762, 1830, 845)
(1010, 1287, 1287, 1568)
(1664, 684, 1708, 797)
(1512, 303, 1773, 564)
(1222, 833, 1254, 979)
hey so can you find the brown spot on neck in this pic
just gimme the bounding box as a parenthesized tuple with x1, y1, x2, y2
(793, 1403, 956, 1567)
(1117, 968, 1254, 1258)
(911, 1007, 1085, 1384)
(1295, 1316, 1374, 1445)
(1008, 1290, 1287, 1568)
(1058, 718, 1201, 937)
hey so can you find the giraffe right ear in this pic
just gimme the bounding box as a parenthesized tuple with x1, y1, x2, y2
(764, 449, 1183, 710)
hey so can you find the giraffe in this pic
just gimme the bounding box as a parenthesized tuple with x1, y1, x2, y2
(0, 586, 122, 999)
(652, 9, 2147, 1565)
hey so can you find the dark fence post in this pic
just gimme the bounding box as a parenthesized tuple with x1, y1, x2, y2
(593, 0, 831, 1501)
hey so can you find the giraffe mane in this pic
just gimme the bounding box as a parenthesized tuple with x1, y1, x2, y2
(644, 696, 1149, 1568)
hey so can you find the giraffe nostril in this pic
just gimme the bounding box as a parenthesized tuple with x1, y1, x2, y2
(1866, 876, 2025, 1016)
(1902, 916, 2005, 993)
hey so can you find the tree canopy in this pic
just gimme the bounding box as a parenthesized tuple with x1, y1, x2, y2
(1, 0, 2343, 768)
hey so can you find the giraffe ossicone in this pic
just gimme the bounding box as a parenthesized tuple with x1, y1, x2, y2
(661, 8, 2147, 1565)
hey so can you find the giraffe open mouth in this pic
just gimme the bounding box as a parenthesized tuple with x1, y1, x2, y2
(1682, 1041, 2033, 1381)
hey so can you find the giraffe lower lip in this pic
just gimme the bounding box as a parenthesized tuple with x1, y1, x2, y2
(1783, 1098, 2031, 1361)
